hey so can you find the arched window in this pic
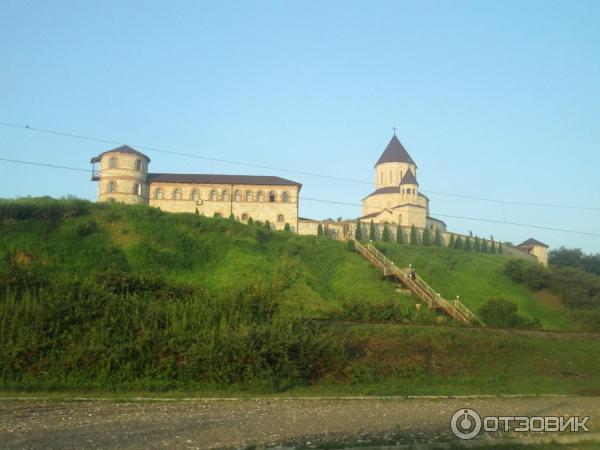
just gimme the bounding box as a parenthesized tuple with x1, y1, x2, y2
(269, 191, 276, 202)
(277, 214, 285, 223)
(222, 190, 229, 202)
(107, 181, 116, 193)
(210, 190, 217, 201)
(389, 169, 392, 184)
(173, 189, 181, 200)
(245, 191, 252, 202)
(241, 213, 249, 221)
(108, 157, 118, 169)
(133, 183, 142, 195)
(135, 159, 142, 172)
(257, 191, 264, 202)
(155, 188, 163, 199)
(191, 190, 199, 201)
(234, 190, 241, 202)
(281, 191, 289, 203)
(380, 172, 383, 185)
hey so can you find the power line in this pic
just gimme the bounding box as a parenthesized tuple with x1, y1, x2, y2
(1, 156, 598, 238)
(1, 120, 598, 213)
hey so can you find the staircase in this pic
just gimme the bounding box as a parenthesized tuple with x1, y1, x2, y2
(353, 240, 484, 326)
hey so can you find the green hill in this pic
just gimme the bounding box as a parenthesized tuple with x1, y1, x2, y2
(1, 198, 598, 395)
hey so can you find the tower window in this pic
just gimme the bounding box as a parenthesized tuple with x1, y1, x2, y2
(173, 189, 181, 200)
(108, 157, 118, 169)
(107, 181, 116, 193)
(155, 188, 163, 199)
(234, 190, 241, 202)
(257, 191, 264, 202)
(281, 191, 289, 203)
(222, 190, 229, 202)
(191, 190, 199, 201)
(210, 190, 217, 201)
(133, 183, 142, 195)
(269, 191, 276, 202)
(245, 191, 252, 202)
(135, 159, 142, 172)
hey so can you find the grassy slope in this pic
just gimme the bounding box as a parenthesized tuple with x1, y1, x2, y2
(375, 243, 577, 331)
(0, 199, 409, 318)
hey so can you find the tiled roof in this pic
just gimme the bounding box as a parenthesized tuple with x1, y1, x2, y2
(361, 186, 400, 200)
(399, 168, 419, 186)
(375, 135, 416, 167)
(517, 238, 549, 248)
(147, 173, 302, 187)
(90, 145, 151, 163)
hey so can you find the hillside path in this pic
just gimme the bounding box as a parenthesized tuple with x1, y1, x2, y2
(1, 396, 599, 449)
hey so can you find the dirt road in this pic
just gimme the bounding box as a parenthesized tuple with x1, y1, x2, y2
(1, 396, 598, 449)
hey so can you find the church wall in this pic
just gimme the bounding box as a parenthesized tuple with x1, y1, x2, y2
(375, 162, 416, 188)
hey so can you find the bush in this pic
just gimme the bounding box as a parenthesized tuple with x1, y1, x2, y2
(478, 298, 541, 329)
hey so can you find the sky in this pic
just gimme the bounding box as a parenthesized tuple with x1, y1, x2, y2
(1, 0, 599, 252)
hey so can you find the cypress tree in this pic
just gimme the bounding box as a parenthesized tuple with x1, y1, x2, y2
(284, 223, 291, 232)
(317, 223, 324, 236)
(355, 220, 363, 241)
(247, 217, 254, 225)
(490, 241, 497, 254)
(422, 227, 432, 246)
(265, 220, 271, 230)
(448, 234, 455, 249)
(382, 224, 391, 242)
(434, 229, 443, 247)
(369, 220, 377, 241)
(481, 239, 489, 253)
(465, 236, 472, 251)
(455, 236, 463, 250)
(474, 236, 481, 252)
(396, 226, 405, 244)
(228, 212, 235, 221)
(498, 242, 503, 254)
(410, 225, 418, 245)
(194, 208, 199, 215)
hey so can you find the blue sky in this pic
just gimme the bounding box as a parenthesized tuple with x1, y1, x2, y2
(1, 0, 599, 252)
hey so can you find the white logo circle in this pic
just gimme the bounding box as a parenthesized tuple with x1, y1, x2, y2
(451, 408, 482, 440)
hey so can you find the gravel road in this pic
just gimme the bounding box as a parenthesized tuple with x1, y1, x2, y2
(1, 396, 598, 449)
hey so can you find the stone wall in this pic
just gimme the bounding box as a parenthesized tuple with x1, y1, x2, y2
(96, 152, 147, 204)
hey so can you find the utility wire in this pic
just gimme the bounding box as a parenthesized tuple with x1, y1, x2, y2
(1, 120, 598, 212)
(1, 156, 598, 238)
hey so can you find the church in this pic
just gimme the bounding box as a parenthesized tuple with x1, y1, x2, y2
(360, 134, 446, 232)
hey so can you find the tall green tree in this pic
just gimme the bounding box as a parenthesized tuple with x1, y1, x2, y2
(247, 217, 254, 225)
(455, 236, 463, 250)
(396, 226, 405, 244)
(229, 212, 235, 222)
(284, 223, 291, 232)
(474, 236, 481, 252)
(422, 227, 432, 246)
(317, 223, 324, 236)
(481, 239, 489, 253)
(434, 229, 443, 247)
(465, 236, 472, 251)
(194, 208, 199, 215)
(382, 224, 391, 242)
(369, 220, 377, 241)
(448, 234, 455, 249)
(265, 220, 271, 230)
(355, 220, 362, 240)
(490, 241, 497, 254)
(410, 225, 418, 245)
(498, 242, 503, 254)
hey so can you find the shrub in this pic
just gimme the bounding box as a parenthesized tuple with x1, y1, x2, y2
(478, 298, 541, 329)
(396, 226, 404, 244)
(422, 228, 432, 246)
(410, 225, 418, 245)
(381, 225, 391, 242)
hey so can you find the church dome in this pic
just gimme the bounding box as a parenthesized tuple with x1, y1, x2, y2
(374, 135, 416, 167)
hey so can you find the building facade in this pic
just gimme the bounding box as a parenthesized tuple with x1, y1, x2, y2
(91, 145, 302, 231)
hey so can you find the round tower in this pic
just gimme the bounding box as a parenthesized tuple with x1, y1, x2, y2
(90, 145, 150, 204)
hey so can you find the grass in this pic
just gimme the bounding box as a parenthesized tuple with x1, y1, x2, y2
(375, 242, 578, 331)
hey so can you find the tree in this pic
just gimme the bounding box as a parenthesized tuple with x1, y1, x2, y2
(284, 223, 291, 232)
(265, 220, 271, 230)
(228, 212, 235, 222)
(369, 220, 377, 241)
(498, 242, 503, 254)
(194, 208, 199, 215)
(355, 220, 363, 240)
(410, 225, 418, 245)
(396, 226, 405, 244)
(247, 217, 254, 225)
(481, 239, 489, 253)
(434, 229, 443, 247)
(490, 241, 497, 254)
(474, 236, 481, 252)
(464, 236, 472, 251)
(422, 227, 432, 246)
(382, 224, 391, 242)
(478, 298, 540, 329)
(317, 223, 324, 236)
(448, 234, 455, 249)
(455, 236, 463, 250)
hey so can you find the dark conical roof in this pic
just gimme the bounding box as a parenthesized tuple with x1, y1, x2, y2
(517, 238, 549, 248)
(90, 145, 151, 163)
(374, 135, 416, 167)
(399, 168, 419, 186)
